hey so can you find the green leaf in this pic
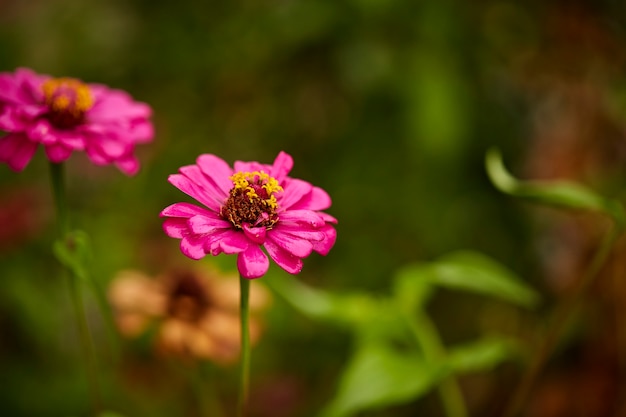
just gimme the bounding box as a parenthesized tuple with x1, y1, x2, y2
(320, 343, 446, 417)
(52, 230, 91, 280)
(427, 251, 539, 308)
(447, 337, 519, 374)
(267, 274, 416, 344)
(392, 264, 434, 312)
(485, 148, 625, 228)
(266, 272, 379, 326)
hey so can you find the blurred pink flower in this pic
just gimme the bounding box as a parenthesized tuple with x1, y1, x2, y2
(160, 151, 337, 278)
(0, 67, 153, 175)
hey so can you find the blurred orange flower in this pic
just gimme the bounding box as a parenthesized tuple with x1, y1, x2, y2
(108, 264, 270, 364)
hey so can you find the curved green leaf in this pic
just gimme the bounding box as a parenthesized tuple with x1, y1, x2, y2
(266, 273, 380, 326)
(427, 251, 539, 308)
(447, 337, 519, 374)
(485, 148, 625, 228)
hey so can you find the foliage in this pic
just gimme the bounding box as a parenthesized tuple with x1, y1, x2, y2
(268, 249, 538, 416)
(2, 1, 626, 416)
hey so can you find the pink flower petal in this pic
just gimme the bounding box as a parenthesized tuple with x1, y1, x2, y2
(55, 131, 84, 149)
(162, 218, 188, 238)
(218, 231, 249, 254)
(0, 106, 43, 131)
(95, 136, 128, 158)
(204, 230, 232, 255)
(180, 234, 207, 260)
(243, 223, 267, 244)
(233, 160, 273, 174)
(312, 224, 337, 255)
(168, 171, 223, 213)
(0, 73, 20, 103)
(88, 88, 152, 121)
(179, 164, 229, 211)
(277, 210, 325, 227)
(267, 230, 313, 258)
(161, 202, 215, 218)
(84, 146, 109, 165)
(263, 239, 303, 275)
(237, 245, 270, 279)
(26, 120, 56, 144)
(114, 155, 140, 176)
(291, 186, 332, 211)
(10, 140, 38, 171)
(0, 68, 44, 104)
(0, 133, 22, 161)
(0, 133, 38, 171)
(274, 223, 326, 241)
(318, 212, 338, 224)
(187, 214, 230, 234)
(131, 120, 154, 143)
(16, 68, 46, 103)
(279, 178, 313, 210)
(44, 144, 73, 163)
(270, 151, 293, 183)
(196, 154, 235, 196)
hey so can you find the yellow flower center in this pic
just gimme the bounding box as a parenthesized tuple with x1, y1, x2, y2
(42, 78, 94, 129)
(221, 171, 283, 229)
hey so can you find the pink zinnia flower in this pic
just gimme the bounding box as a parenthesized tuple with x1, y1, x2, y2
(160, 151, 337, 279)
(0, 67, 153, 175)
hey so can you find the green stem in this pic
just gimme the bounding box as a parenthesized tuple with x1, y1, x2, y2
(49, 162, 101, 412)
(237, 276, 251, 417)
(408, 311, 468, 417)
(49, 163, 69, 237)
(502, 226, 621, 417)
(90, 276, 122, 364)
(68, 270, 102, 410)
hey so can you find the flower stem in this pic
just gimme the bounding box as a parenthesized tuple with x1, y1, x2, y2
(68, 269, 102, 410)
(238, 276, 251, 417)
(49, 163, 69, 237)
(407, 311, 468, 417)
(49, 162, 101, 412)
(502, 225, 621, 417)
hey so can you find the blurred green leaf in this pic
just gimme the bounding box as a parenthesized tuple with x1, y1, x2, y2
(392, 264, 434, 312)
(485, 148, 625, 228)
(320, 343, 445, 417)
(266, 272, 379, 326)
(427, 251, 539, 308)
(268, 273, 412, 346)
(447, 337, 518, 374)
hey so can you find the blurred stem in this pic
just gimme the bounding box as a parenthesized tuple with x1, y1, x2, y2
(68, 270, 102, 411)
(49, 162, 101, 412)
(407, 310, 468, 417)
(503, 225, 621, 417)
(50, 163, 69, 237)
(238, 276, 251, 417)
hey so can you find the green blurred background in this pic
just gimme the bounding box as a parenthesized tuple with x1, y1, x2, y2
(2, 0, 626, 416)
